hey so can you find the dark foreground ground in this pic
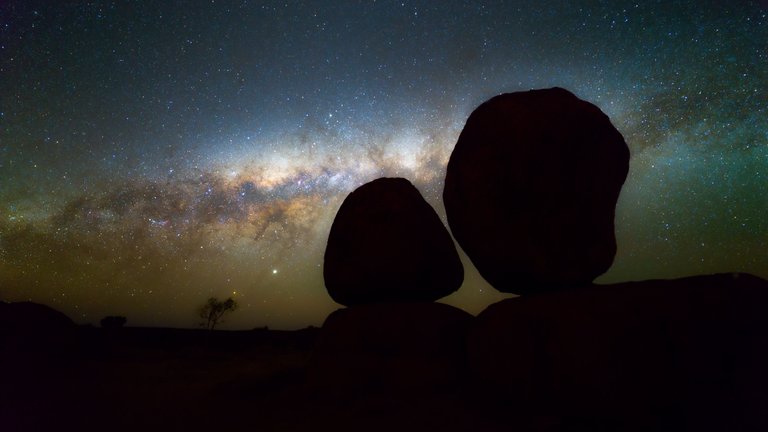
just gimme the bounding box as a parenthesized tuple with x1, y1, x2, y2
(4, 274, 768, 432)
(8, 324, 762, 432)
(5, 327, 315, 431)
(3, 326, 500, 432)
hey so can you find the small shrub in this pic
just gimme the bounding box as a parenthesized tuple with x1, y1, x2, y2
(198, 297, 237, 330)
(100, 316, 127, 329)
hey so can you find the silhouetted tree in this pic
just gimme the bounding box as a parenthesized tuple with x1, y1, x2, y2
(100, 316, 127, 329)
(199, 297, 237, 330)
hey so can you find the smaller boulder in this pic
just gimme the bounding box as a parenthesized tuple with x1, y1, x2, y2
(324, 177, 463, 306)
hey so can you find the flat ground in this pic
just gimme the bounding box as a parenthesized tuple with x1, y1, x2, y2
(4, 327, 501, 432)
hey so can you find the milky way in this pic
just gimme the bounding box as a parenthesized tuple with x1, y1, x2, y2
(1, 1, 766, 328)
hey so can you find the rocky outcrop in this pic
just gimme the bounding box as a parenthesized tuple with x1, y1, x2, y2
(443, 87, 629, 294)
(467, 273, 768, 430)
(1, 301, 78, 364)
(308, 302, 473, 396)
(0, 301, 75, 332)
(313, 87, 766, 430)
(324, 177, 463, 306)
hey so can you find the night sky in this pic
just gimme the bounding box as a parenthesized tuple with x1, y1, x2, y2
(1, 1, 766, 329)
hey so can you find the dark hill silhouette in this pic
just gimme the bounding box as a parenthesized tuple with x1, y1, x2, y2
(1, 301, 78, 359)
(0, 300, 76, 331)
(468, 273, 768, 431)
(443, 87, 630, 294)
(324, 177, 463, 305)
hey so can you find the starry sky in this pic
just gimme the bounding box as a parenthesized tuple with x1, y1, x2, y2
(1, 1, 766, 329)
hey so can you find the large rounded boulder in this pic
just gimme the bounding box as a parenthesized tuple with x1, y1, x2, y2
(444, 87, 629, 293)
(324, 177, 463, 306)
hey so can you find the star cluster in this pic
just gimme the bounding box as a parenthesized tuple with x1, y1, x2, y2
(1, 1, 766, 328)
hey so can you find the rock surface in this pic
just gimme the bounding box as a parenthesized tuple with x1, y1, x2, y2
(467, 273, 768, 430)
(0, 300, 75, 332)
(324, 177, 463, 305)
(307, 302, 473, 396)
(1, 301, 78, 363)
(443, 87, 629, 293)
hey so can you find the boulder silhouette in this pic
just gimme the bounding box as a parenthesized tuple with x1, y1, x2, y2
(307, 302, 473, 396)
(1, 301, 78, 362)
(467, 273, 768, 431)
(443, 87, 629, 293)
(1, 302, 79, 431)
(324, 177, 463, 305)
(0, 301, 75, 332)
